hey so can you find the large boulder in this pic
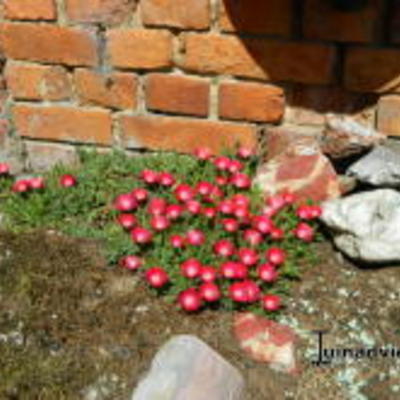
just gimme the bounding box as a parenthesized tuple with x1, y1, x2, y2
(131, 335, 244, 400)
(347, 146, 400, 187)
(233, 313, 297, 375)
(320, 114, 386, 160)
(320, 189, 400, 263)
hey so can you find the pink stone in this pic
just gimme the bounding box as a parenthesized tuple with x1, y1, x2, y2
(254, 151, 341, 203)
(234, 312, 298, 374)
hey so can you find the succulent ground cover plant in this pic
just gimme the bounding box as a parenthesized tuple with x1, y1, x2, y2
(0, 147, 320, 315)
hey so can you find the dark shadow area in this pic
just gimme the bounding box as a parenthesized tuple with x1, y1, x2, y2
(222, 0, 396, 117)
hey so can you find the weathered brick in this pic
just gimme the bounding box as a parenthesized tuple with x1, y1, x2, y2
(219, 81, 284, 123)
(74, 69, 137, 110)
(377, 95, 400, 137)
(120, 115, 257, 153)
(107, 29, 173, 70)
(0, 23, 98, 67)
(304, 0, 381, 43)
(146, 74, 209, 117)
(142, 0, 209, 30)
(181, 34, 335, 85)
(345, 47, 400, 93)
(4, 0, 56, 21)
(5, 62, 71, 101)
(24, 141, 79, 171)
(220, 0, 291, 36)
(13, 105, 112, 145)
(65, 0, 135, 25)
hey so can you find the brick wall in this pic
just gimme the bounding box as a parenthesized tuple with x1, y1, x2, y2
(0, 0, 399, 169)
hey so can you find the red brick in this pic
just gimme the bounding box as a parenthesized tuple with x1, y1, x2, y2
(107, 29, 173, 70)
(24, 141, 79, 171)
(219, 81, 284, 123)
(0, 23, 98, 67)
(181, 34, 335, 85)
(74, 69, 137, 110)
(142, 0, 209, 30)
(304, 0, 381, 43)
(220, 0, 291, 36)
(120, 115, 257, 153)
(345, 47, 400, 93)
(377, 95, 400, 137)
(146, 74, 209, 117)
(65, 0, 135, 25)
(13, 105, 112, 145)
(4, 0, 56, 20)
(5, 62, 71, 101)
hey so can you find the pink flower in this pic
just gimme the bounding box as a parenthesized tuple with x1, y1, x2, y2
(170, 235, 186, 248)
(199, 283, 221, 302)
(165, 204, 183, 220)
(180, 258, 202, 279)
(237, 146, 254, 159)
(140, 169, 160, 185)
(185, 200, 202, 215)
(148, 197, 167, 216)
(243, 229, 263, 246)
(117, 214, 137, 230)
(261, 294, 281, 311)
(131, 187, 149, 202)
(174, 184, 194, 202)
(114, 193, 138, 212)
(200, 266, 218, 283)
(178, 288, 203, 312)
(196, 181, 214, 197)
(0, 163, 10, 175)
(131, 227, 153, 244)
(293, 222, 314, 242)
(213, 156, 231, 171)
(253, 215, 273, 234)
(230, 173, 251, 189)
(158, 172, 175, 187)
(145, 267, 169, 288)
(258, 263, 278, 283)
(150, 215, 170, 231)
(213, 239, 235, 257)
(186, 229, 205, 246)
(266, 247, 286, 266)
(194, 147, 213, 161)
(60, 174, 77, 188)
(221, 218, 239, 233)
(120, 255, 142, 271)
(238, 248, 259, 266)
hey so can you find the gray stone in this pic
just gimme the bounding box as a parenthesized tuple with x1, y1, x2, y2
(347, 146, 400, 187)
(131, 335, 244, 400)
(320, 114, 386, 159)
(321, 189, 400, 263)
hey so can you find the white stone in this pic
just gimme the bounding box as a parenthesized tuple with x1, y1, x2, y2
(131, 335, 244, 400)
(321, 189, 400, 263)
(347, 146, 400, 187)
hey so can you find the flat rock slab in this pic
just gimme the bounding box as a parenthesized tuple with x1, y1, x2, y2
(131, 335, 244, 400)
(347, 146, 400, 187)
(234, 313, 297, 375)
(321, 189, 400, 263)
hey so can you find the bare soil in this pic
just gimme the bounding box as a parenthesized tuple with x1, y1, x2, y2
(1, 230, 400, 400)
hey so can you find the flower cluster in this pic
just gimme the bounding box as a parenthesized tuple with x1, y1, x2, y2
(113, 147, 321, 314)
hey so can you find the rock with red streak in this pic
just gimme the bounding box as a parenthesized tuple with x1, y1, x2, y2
(321, 114, 386, 159)
(234, 312, 298, 374)
(254, 145, 341, 203)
